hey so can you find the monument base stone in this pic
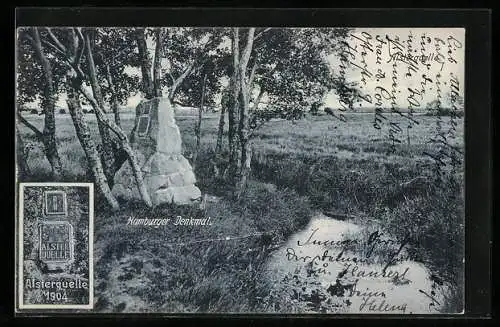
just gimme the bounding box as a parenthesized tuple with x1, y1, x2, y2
(112, 97, 201, 206)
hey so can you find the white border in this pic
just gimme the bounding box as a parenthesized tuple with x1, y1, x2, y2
(18, 182, 94, 310)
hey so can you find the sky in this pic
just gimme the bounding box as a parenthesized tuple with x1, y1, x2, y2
(22, 27, 465, 111)
(324, 28, 465, 110)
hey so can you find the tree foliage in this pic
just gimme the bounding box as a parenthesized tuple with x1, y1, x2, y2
(16, 26, 362, 206)
(240, 28, 353, 131)
(161, 27, 228, 108)
(91, 28, 141, 106)
(16, 29, 66, 109)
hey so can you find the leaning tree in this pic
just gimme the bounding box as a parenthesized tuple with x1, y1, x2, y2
(16, 27, 67, 179)
(37, 27, 152, 210)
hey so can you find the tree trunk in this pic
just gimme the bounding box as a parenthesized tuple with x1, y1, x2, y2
(136, 28, 155, 99)
(235, 143, 252, 199)
(30, 27, 63, 179)
(104, 64, 128, 171)
(252, 87, 265, 112)
(16, 126, 30, 179)
(236, 79, 251, 198)
(105, 64, 121, 128)
(237, 88, 251, 196)
(153, 28, 163, 98)
(193, 73, 207, 170)
(78, 84, 153, 208)
(234, 28, 255, 196)
(84, 32, 117, 185)
(66, 82, 120, 211)
(84, 32, 106, 110)
(215, 96, 227, 155)
(82, 35, 153, 207)
(227, 28, 241, 185)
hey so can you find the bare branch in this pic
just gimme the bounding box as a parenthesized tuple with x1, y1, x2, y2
(44, 28, 67, 54)
(40, 38, 66, 57)
(74, 28, 85, 66)
(169, 60, 197, 100)
(43, 27, 85, 80)
(17, 113, 43, 140)
(240, 28, 255, 73)
(248, 61, 258, 88)
(254, 27, 272, 41)
(252, 88, 265, 112)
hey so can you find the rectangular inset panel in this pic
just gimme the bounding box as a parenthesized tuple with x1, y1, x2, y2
(17, 183, 94, 310)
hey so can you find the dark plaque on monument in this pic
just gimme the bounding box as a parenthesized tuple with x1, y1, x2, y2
(137, 102, 151, 137)
(44, 190, 67, 216)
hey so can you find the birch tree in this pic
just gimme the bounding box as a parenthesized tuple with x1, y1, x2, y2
(41, 27, 152, 210)
(222, 28, 352, 196)
(16, 27, 63, 179)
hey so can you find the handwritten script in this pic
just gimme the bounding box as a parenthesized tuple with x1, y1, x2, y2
(280, 226, 442, 314)
(331, 28, 464, 178)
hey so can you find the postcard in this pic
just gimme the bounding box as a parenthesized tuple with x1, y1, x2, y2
(15, 25, 465, 314)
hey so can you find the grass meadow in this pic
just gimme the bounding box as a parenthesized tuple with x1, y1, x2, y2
(17, 110, 465, 313)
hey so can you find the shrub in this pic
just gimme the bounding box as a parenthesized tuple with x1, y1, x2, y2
(381, 172, 464, 281)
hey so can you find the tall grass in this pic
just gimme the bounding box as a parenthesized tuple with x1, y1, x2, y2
(18, 112, 464, 312)
(93, 180, 311, 312)
(249, 144, 464, 312)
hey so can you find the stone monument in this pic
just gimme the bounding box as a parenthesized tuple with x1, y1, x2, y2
(112, 97, 201, 206)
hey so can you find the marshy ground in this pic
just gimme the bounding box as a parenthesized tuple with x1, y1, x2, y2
(18, 110, 464, 313)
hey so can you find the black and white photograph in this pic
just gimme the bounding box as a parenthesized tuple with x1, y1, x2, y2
(15, 25, 465, 314)
(17, 183, 94, 310)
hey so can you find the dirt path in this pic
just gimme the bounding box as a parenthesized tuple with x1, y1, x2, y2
(264, 213, 450, 314)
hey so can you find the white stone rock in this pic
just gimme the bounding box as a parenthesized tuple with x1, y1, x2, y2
(112, 97, 201, 206)
(152, 185, 202, 206)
